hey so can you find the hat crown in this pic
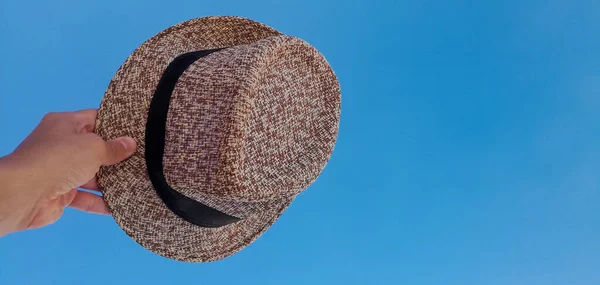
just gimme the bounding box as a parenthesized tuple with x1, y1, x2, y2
(160, 36, 340, 209)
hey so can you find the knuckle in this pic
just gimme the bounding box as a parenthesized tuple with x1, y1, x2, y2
(73, 112, 92, 125)
(41, 111, 77, 128)
(41, 112, 60, 122)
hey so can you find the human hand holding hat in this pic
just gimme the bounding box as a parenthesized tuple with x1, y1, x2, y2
(0, 16, 340, 262)
(0, 109, 136, 236)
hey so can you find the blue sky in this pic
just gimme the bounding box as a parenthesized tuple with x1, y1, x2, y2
(1, 0, 600, 284)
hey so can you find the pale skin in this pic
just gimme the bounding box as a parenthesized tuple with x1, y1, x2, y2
(0, 109, 137, 237)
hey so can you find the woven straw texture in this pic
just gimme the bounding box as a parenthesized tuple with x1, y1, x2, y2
(96, 16, 340, 262)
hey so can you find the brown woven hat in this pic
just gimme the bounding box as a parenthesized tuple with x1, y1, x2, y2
(95, 16, 340, 262)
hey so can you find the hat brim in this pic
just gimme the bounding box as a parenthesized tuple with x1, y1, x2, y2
(101, 156, 292, 262)
(96, 16, 292, 262)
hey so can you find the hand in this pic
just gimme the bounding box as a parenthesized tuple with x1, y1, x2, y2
(0, 109, 136, 236)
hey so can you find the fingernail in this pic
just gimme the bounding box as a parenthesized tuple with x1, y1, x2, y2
(118, 137, 137, 154)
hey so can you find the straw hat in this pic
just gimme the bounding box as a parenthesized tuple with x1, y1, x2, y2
(95, 16, 340, 262)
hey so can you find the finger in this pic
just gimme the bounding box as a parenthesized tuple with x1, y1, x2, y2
(69, 191, 110, 215)
(58, 188, 79, 208)
(100, 136, 137, 166)
(37, 112, 75, 133)
(80, 177, 100, 192)
(26, 207, 64, 230)
(72, 109, 98, 133)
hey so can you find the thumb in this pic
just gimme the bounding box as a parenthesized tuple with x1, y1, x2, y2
(101, 137, 137, 166)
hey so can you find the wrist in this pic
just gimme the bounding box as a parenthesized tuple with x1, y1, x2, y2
(0, 154, 37, 236)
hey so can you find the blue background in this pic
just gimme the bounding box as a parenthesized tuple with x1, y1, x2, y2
(1, 0, 600, 284)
